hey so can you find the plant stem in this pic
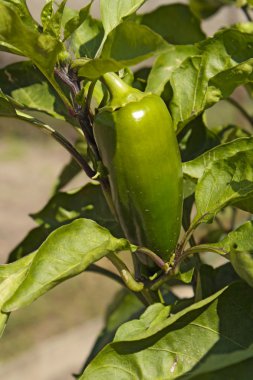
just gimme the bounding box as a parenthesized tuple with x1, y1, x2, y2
(135, 247, 170, 272)
(226, 97, 253, 128)
(107, 253, 144, 292)
(180, 245, 228, 261)
(242, 5, 252, 22)
(16, 111, 95, 178)
(86, 264, 124, 286)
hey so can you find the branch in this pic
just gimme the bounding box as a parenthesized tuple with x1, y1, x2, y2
(86, 264, 124, 286)
(242, 5, 252, 22)
(227, 97, 253, 128)
(16, 110, 96, 178)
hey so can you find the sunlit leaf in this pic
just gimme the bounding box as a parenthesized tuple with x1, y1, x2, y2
(3, 219, 128, 312)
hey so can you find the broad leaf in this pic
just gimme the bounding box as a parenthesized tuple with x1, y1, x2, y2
(81, 282, 253, 379)
(1, 0, 37, 28)
(169, 26, 253, 130)
(146, 45, 199, 95)
(0, 61, 72, 121)
(3, 219, 128, 312)
(182, 344, 253, 379)
(0, 253, 35, 335)
(8, 225, 49, 263)
(8, 183, 123, 262)
(183, 137, 253, 179)
(179, 114, 220, 162)
(75, 22, 169, 79)
(189, 0, 235, 19)
(63, 7, 104, 59)
(207, 58, 253, 101)
(195, 151, 253, 222)
(31, 183, 122, 237)
(0, 90, 17, 116)
(139, 4, 205, 45)
(0, 3, 70, 107)
(83, 289, 144, 369)
(100, 0, 145, 39)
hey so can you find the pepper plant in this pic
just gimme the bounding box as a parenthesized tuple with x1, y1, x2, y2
(1, 0, 253, 378)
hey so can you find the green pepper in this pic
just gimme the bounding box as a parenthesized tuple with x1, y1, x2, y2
(94, 73, 183, 263)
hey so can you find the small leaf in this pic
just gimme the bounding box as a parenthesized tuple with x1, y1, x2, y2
(100, 0, 145, 38)
(41, 0, 53, 30)
(3, 219, 129, 312)
(83, 289, 144, 370)
(193, 221, 253, 287)
(43, 0, 67, 38)
(63, 1, 92, 41)
(195, 151, 253, 222)
(140, 4, 205, 45)
(63, 8, 104, 59)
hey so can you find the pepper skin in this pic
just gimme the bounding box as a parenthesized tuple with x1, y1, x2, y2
(94, 73, 183, 262)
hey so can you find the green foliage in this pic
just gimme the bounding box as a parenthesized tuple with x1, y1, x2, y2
(81, 283, 253, 379)
(1, 0, 253, 377)
(3, 219, 128, 312)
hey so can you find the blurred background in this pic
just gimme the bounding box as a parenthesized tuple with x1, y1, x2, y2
(0, 0, 251, 379)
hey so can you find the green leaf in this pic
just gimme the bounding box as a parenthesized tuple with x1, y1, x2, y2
(75, 22, 169, 79)
(179, 114, 220, 162)
(170, 26, 253, 130)
(195, 263, 239, 300)
(63, 2, 91, 41)
(100, 0, 145, 39)
(0, 90, 17, 116)
(42, 0, 67, 38)
(8, 182, 123, 262)
(0, 2, 71, 108)
(31, 182, 122, 237)
(63, 7, 104, 59)
(146, 45, 199, 95)
(0, 253, 35, 335)
(83, 289, 144, 369)
(81, 282, 253, 379)
(182, 344, 253, 379)
(3, 219, 128, 312)
(193, 221, 253, 287)
(189, 0, 235, 19)
(101, 21, 169, 64)
(140, 4, 205, 45)
(1, 0, 37, 29)
(41, 0, 53, 30)
(0, 61, 72, 121)
(7, 225, 49, 263)
(195, 151, 253, 222)
(183, 137, 253, 179)
(207, 59, 253, 101)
